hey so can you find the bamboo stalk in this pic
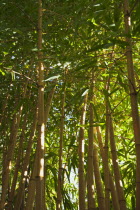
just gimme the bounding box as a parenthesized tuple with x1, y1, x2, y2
(25, 149, 38, 210)
(123, 0, 140, 209)
(96, 126, 120, 210)
(25, 85, 55, 209)
(35, 0, 45, 209)
(7, 114, 28, 210)
(93, 134, 105, 210)
(0, 82, 28, 209)
(109, 116, 126, 210)
(13, 106, 38, 210)
(56, 82, 66, 210)
(87, 74, 96, 210)
(78, 94, 88, 210)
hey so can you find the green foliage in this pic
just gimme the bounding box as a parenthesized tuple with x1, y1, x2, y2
(0, 0, 140, 209)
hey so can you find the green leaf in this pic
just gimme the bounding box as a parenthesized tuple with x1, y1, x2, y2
(45, 75, 60, 81)
(0, 69, 5, 76)
(31, 48, 38, 52)
(117, 74, 128, 92)
(131, 196, 135, 209)
(81, 89, 89, 96)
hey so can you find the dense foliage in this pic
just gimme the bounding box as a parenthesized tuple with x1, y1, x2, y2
(0, 0, 140, 209)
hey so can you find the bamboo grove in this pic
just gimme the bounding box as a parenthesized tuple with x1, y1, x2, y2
(0, 0, 140, 209)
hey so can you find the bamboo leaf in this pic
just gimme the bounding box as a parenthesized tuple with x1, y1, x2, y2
(44, 75, 60, 81)
(81, 89, 89, 96)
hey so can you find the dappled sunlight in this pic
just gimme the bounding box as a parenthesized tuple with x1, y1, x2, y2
(0, 0, 139, 209)
(41, 123, 45, 150)
(40, 158, 44, 178)
(119, 180, 123, 187)
(9, 161, 12, 170)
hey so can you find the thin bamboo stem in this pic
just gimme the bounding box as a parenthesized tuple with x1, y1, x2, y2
(56, 83, 66, 210)
(78, 94, 88, 210)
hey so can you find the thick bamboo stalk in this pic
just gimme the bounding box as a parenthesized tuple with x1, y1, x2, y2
(43, 84, 56, 209)
(43, 84, 56, 210)
(7, 115, 28, 209)
(96, 125, 110, 210)
(23, 86, 56, 210)
(103, 77, 110, 210)
(0, 94, 27, 209)
(35, 0, 45, 209)
(25, 149, 38, 210)
(56, 83, 66, 210)
(123, 1, 140, 209)
(96, 126, 120, 210)
(109, 173, 120, 210)
(109, 116, 126, 210)
(0, 92, 9, 125)
(78, 94, 88, 210)
(13, 106, 38, 210)
(93, 137, 105, 209)
(0, 111, 22, 209)
(44, 83, 57, 125)
(87, 76, 96, 210)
